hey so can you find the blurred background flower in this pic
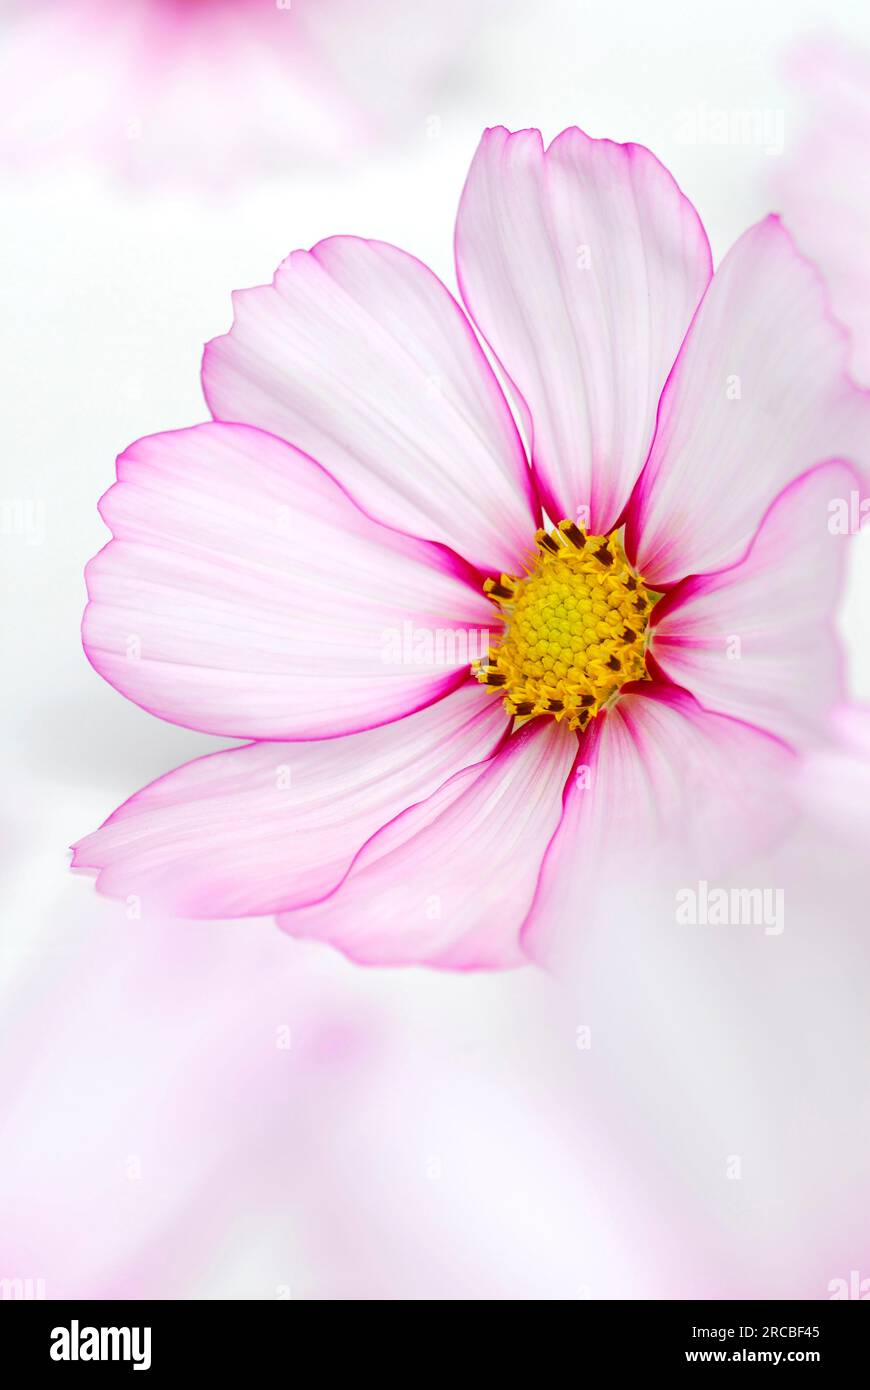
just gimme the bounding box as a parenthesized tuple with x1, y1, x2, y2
(0, 0, 491, 186)
(3, 778, 868, 1298)
(772, 36, 870, 384)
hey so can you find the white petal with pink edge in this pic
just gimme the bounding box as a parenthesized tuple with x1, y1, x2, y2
(649, 461, 858, 749)
(522, 686, 795, 969)
(83, 423, 496, 740)
(797, 702, 870, 846)
(280, 717, 577, 970)
(72, 684, 509, 918)
(454, 126, 712, 534)
(202, 236, 539, 576)
(626, 216, 870, 587)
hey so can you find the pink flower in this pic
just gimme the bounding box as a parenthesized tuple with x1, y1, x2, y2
(74, 126, 870, 968)
(798, 703, 870, 845)
(773, 36, 870, 384)
(0, 0, 473, 184)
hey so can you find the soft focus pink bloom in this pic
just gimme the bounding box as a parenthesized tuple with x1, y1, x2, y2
(8, 728, 870, 1297)
(0, 899, 672, 1298)
(774, 36, 870, 384)
(0, 0, 475, 183)
(797, 702, 870, 844)
(11, 809, 870, 1298)
(75, 126, 870, 969)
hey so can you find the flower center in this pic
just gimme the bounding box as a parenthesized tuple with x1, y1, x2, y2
(474, 521, 658, 731)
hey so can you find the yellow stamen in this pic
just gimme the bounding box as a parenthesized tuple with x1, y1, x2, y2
(474, 522, 659, 730)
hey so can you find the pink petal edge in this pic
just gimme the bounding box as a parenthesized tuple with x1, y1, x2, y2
(83, 421, 497, 741)
(202, 234, 541, 577)
(454, 124, 712, 535)
(626, 215, 870, 587)
(649, 459, 860, 749)
(279, 715, 578, 970)
(71, 682, 511, 919)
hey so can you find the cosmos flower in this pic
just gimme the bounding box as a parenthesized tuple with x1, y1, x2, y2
(74, 125, 870, 968)
(0, 0, 474, 183)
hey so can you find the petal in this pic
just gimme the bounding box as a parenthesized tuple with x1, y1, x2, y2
(522, 685, 795, 967)
(797, 702, 870, 846)
(72, 684, 509, 918)
(83, 422, 496, 740)
(649, 461, 858, 748)
(202, 235, 539, 575)
(454, 126, 712, 533)
(626, 216, 870, 587)
(773, 38, 870, 384)
(280, 717, 578, 970)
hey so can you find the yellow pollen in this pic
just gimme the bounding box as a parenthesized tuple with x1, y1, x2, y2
(474, 521, 658, 731)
